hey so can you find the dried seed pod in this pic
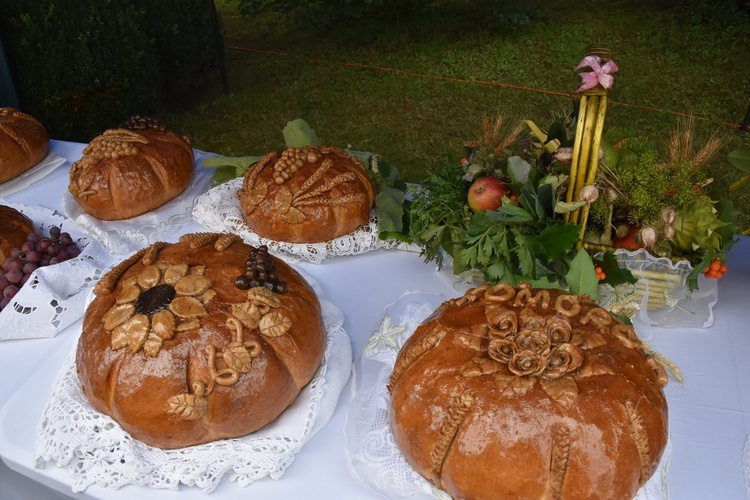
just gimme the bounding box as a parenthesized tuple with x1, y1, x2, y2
(639, 226, 658, 247)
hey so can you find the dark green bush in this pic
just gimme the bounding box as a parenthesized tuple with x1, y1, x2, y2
(140, 0, 225, 98)
(239, 0, 431, 30)
(237, 0, 528, 33)
(0, 0, 221, 142)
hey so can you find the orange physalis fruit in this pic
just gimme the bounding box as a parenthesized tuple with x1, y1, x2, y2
(704, 258, 727, 280)
(595, 265, 606, 281)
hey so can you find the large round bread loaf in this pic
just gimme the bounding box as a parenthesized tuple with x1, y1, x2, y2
(76, 233, 326, 449)
(0, 108, 49, 183)
(68, 116, 194, 220)
(0, 205, 35, 262)
(237, 145, 375, 243)
(388, 283, 669, 500)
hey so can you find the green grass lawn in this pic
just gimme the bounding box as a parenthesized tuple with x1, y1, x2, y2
(163, 0, 750, 232)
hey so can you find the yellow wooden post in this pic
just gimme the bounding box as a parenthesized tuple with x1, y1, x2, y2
(565, 46, 613, 248)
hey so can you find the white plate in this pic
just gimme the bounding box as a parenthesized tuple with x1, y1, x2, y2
(0, 151, 67, 197)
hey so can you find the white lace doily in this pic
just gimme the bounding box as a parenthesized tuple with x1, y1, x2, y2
(35, 273, 352, 493)
(0, 202, 112, 340)
(344, 290, 672, 500)
(192, 177, 419, 264)
(62, 150, 215, 256)
(0, 151, 67, 198)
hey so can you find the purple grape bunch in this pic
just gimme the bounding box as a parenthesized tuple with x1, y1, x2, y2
(0, 226, 82, 311)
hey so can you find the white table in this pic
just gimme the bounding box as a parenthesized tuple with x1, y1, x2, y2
(1, 140, 749, 499)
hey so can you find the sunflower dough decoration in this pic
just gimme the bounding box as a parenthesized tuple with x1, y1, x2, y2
(0, 107, 49, 183)
(388, 283, 669, 500)
(237, 145, 376, 243)
(77, 232, 326, 449)
(68, 116, 194, 220)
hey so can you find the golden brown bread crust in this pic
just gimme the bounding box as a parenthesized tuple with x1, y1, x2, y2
(68, 122, 194, 220)
(0, 205, 36, 262)
(0, 108, 49, 184)
(237, 145, 375, 243)
(388, 283, 669, 500)
(76, 233, 326, 449)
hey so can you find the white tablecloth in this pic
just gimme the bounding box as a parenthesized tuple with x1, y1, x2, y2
(1, 140, 749, 499)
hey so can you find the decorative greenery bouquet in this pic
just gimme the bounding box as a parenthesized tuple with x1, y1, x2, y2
(398, 112, 614, 300)
(584, 119, 738, 289)
(390, 53, 739, 302)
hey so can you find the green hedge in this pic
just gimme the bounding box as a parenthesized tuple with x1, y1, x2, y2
(0, 0, 221, 142)
(238, 0, 529, 32)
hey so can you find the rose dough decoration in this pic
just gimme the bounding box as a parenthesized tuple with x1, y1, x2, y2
(388, 282, 668, 500)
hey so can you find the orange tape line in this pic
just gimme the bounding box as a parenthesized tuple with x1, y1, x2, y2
(226, 45, 741, 129)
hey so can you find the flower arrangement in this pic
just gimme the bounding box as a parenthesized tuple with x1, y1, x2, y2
(583, 117, 737, 288)
(395, 49, 738, 321)
(403, 111, 609, 299)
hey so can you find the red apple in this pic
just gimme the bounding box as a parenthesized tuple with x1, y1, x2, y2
(468, 176, 508, 212)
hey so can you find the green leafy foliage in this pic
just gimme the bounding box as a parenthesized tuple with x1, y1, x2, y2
(593, 251, 638, 288)
(713, 196, 739, 252)
(538, 224, 582, 260)
(407, 161, 471, 270)
(402, 151, 598, 291)
(564, 249, 599, 299)
(375, 186, 406, 233)
(283, 118, 319, 147)
(587, 125, 740, 286)
(728, 148, 750, 172)
(201, 154, 264, 182)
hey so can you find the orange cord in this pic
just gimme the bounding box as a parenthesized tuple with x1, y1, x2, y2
(227, 45, 742, 130)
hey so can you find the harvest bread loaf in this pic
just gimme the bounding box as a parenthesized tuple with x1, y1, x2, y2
(68, 116, 194, 220)
(76, 232, 326, 449)
(0, 205, 35, 262)
(237, 145, 376, 243)
(388, 283, 669, 499)
(0, 107, 49, 183)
